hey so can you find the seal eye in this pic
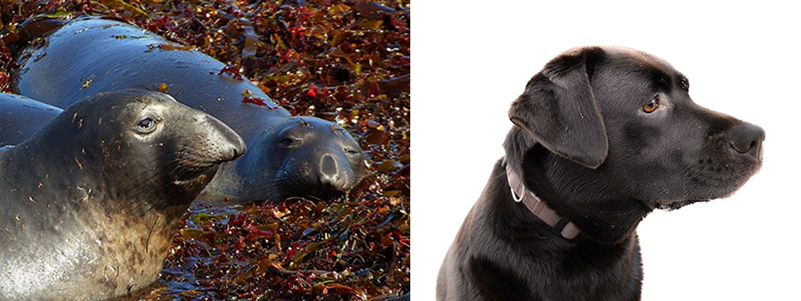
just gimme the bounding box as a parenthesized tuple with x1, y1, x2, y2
(643, 96, 659, 113)
(136, 117, 156, 133)
(279, 137, 300, 148)
(344, 147, 360, 156)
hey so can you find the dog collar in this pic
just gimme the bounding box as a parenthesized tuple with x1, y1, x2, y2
(503, 158, 582, 240)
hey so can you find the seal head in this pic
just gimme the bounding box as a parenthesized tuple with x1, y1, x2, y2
(210, 116, 365, 201)
(0, 90, 245, 300)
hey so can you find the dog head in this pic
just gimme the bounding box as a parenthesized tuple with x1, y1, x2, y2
(506, 46, 764, 241)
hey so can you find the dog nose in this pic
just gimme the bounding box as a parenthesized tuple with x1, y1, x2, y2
(729, 123, 765, 155)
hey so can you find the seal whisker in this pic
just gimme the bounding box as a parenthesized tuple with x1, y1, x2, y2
(121, 154, 180, 213)
(144, 214, 159, 253)
(120, 155, 174, 192)
(244, 177, 283, 202)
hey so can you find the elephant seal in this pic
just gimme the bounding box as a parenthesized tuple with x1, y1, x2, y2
(0, 89, 246, 300)
(0, 93, 61, 146)
(13, 17, 365, 202)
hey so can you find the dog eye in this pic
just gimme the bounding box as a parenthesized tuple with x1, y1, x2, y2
(643, 97, 659, 113)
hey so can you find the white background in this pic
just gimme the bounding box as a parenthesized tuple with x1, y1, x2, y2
(413, 1, 800, 300)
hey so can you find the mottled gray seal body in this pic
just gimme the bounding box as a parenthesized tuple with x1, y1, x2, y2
(0, 90, 245, 300)
(0, 93, 60, 146)
(14, 17, 365, 202)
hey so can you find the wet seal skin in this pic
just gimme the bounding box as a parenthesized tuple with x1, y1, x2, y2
(437, 46, 765, 300)
(0, 93, 61, 146)
(12, 17, 365, 203)
(0, 90, 245, 300)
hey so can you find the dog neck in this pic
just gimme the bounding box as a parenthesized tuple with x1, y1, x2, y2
(502, 128, 652, 244)
(503, 157, 582, 240)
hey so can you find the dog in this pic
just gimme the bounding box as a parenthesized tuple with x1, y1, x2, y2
(436, 46, 764, 300)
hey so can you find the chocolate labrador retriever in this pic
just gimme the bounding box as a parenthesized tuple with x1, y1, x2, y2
(437, 46, 764, 300)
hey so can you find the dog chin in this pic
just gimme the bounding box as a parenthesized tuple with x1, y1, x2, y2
(655, 180, 755, 211)
(655, 199, 710, 211)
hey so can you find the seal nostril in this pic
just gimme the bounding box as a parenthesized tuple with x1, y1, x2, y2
(205, 114, 246, 161)
(229, 142, 245, 160)
(321, 154, 338, 179)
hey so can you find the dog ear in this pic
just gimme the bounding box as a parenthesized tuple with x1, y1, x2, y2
(509, 47, 608, 168)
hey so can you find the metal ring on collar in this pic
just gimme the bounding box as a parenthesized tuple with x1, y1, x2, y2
(511, 187, 523, 203)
